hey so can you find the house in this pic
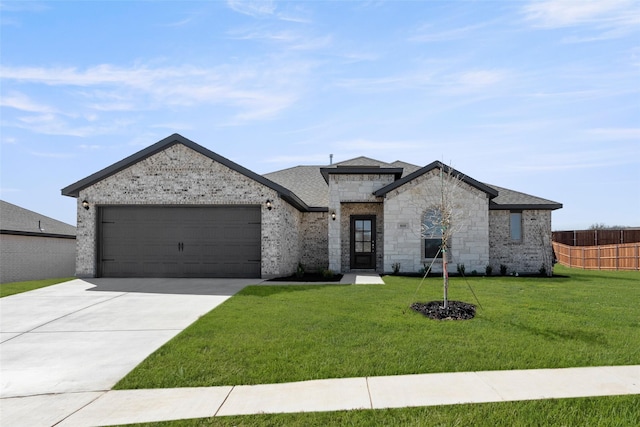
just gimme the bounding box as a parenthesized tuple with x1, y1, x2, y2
(0, 200, 76, 283)
(61, 134, 562, 279)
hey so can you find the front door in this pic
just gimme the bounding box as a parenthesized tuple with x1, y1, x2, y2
(350, 216, 376, 269)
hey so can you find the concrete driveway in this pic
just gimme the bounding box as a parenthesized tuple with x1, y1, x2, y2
(0, 278, 256, 399)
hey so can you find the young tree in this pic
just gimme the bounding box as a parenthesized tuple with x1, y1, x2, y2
(421, 164, 468, 309)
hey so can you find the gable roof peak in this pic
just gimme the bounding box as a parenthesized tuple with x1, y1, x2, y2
(374, 161, 499, 198)
(61, 133, 314, 212)
(332, 156, 392, 168)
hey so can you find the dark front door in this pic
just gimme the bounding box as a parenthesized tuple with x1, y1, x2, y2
(350, 215, 376, 269)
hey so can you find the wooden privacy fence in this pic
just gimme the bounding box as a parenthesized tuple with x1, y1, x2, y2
(552, 242, 640, 271)
(552, 229, 640, 246)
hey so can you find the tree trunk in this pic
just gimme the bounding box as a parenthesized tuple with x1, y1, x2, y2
(442, 247, 449, 309)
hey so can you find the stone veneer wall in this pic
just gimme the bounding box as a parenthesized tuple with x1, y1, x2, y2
(299, 212, 329, 272)
(489, 209, 554, 275)
(327, 174, 395, 272)
(382, 170, 490, 274)
(75, 143, 301, 278)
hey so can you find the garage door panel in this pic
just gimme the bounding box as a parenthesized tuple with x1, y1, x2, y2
(99, 206, 261, 278)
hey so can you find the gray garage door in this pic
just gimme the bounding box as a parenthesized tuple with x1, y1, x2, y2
(98, 206, 261, 278)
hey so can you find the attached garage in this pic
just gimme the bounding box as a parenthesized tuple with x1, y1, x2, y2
(98, 206, 261, 278)
(63, 134, 313, 279)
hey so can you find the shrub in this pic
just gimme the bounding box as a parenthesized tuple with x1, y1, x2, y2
(418, 263, 431, 276)
(321, 269, 335, 279)
(391, 262, 401, 275)
(500, 264, 507, 276)
(539, 265, 547, 277)
(485, 265, 493, 276)
(295, 262, 305, 278)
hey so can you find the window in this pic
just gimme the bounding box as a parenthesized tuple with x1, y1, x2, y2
(423, 209, 444, 259)
(510, 211, 522, 241)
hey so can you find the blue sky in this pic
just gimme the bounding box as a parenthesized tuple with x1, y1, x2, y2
(1, 0, 638, 230)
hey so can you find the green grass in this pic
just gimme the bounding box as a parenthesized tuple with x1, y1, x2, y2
(119, 395, 640, 426)
(116, 265, 640, 390)
(0, 277, 75, 297)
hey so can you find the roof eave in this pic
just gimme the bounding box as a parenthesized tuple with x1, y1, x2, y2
(489, 203, 563, 211)
(0, 229, 76, 239)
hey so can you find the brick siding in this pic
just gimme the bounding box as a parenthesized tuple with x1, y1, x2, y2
(489, 209, 554, 275)
(75, 144, 301, 278)
(0, 235, 76, 283)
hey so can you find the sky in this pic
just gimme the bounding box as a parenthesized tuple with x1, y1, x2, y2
(1, 0, 639, 230)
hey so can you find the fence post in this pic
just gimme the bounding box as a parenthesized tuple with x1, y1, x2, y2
(616, 244, 619, 271)
(597, 246, 600, 270)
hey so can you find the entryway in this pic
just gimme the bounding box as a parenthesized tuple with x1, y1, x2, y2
(350, 215, 376, 269)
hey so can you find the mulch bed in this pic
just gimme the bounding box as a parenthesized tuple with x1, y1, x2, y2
(411, 300, 476, 320)
(267, 273, 343, 283)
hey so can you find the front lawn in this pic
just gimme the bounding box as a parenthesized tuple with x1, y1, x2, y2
(0, 277, 75, 297)
(115, 265, 640, 389)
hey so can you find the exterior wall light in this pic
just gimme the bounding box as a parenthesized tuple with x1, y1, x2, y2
(331, 211, 336, 221)
(266, 199, 272, 210)
(82, 200, 90, 210)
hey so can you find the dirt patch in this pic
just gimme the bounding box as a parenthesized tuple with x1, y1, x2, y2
(411, 300, 476, 320)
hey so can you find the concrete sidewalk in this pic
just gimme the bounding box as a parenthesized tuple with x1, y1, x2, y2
(2, 365, 638, 426)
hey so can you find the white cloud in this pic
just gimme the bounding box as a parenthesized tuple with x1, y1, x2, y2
(409, 22, 489, 43)
(522, 0, 640, 41)
(2, 136, 18, 144)
(29, 150, 74, 159)
(333, 138, 422, 153)
(227, 0, 276, 18)
(457, 70, 507, 87)
(586, 128, 640, 140)
(0, 91, 57, 113)
(507, 142, 638, 172)
(1, 61, 310, 126)
(78, 144, 103, 150)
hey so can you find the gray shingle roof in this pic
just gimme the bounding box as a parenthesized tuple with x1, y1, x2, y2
(60, 134, 561, 213)
(0, 200, 76, 237)
(263, 166, 329, 207)
(486, 184, 562, 210)
(264, 159, 562, 211)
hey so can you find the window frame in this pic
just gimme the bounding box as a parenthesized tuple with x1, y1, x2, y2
(422, 209, 445, 259)
(510, 211, 523, 242)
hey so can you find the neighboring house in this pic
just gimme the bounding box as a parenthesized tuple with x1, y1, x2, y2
(0, 200, 76, 283)
(62, 134, 562, 279)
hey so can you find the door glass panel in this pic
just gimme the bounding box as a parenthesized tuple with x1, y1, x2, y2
(354, 219, 373, 254)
